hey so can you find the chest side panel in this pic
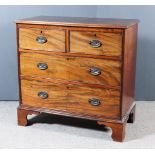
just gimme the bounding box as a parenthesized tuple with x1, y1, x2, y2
(121, 24, 138, 117)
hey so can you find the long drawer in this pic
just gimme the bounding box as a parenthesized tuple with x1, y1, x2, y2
(20, 52, 121, 87)
(21, 79, 120, 119)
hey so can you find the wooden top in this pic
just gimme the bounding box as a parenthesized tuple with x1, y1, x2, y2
(16, 16, 139, 28)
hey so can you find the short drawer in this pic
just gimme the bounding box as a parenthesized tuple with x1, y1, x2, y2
(20, 52, 121, 87)
(19, 28, 65, 51)
(21, 79, 120, 119)
(70, 31, 122, 57)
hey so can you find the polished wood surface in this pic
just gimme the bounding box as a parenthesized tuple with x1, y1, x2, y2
(16, 16, 139, 28)
(97, 104, 136, 142)
(121, 24, 138, 117)
(21, 79, 120, 119)
(16, 16, 139, 142)
(19, 28, 65, 51)
(97, 120, 126, 142)
(19, 49, 122, 61)
(20, 75, 121, 90)
(70, 31, 122, 56)
(17, 23, 124, 33)
(17, 108, 40, 126)
(20, 52, 121, 87)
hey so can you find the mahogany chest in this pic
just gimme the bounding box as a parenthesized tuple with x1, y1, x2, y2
(16, 16, 139, 142)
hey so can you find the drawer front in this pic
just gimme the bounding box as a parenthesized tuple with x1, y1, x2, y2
(20, 52, 121, 87)
(21, 79, 120, 119)
(70, 31, 122, 56)
(19, 28, 65, 51)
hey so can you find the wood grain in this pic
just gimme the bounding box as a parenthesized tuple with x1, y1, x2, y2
(21, 79, 120, 119)
(17, 23, 124, 33)
(97, 120, 126, 142)
(16, 25, 23, 106)
(20, 52, 121, 87)
(121, 24, 138, 117)
(19, 49, 122, 61)
(17, 107, 40, 126)
(70, 31, 122, 57)
(16, 17, 139, 142)
(16, 16, 139, 28)
(19, 28, 65, 51)
(97, 104, 136, 142)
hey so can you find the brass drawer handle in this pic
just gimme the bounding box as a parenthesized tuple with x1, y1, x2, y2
(89, 40, 102, 48)
(89, 67, 101, 76)
(36, 36, 47, 44)
(89, 98, 101, 106)
(38, 91, 48, 99)
(37, 63, 48, 70)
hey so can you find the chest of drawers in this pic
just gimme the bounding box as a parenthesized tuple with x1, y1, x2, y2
(16, 16, 139, 142)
